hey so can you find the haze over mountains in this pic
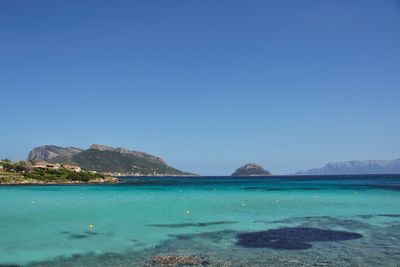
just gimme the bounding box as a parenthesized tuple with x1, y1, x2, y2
(26, 145, 400, 176)
(296, 159, 400, 175)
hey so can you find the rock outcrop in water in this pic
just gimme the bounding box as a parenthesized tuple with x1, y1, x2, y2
(152, 255, 209, 266)
(296, 159, 400, 175)
(231, 163, 271, 176)
(27, 144, 192, 176)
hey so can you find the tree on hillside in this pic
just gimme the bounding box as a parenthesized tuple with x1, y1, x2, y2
(14, 161, 33, 173)
(2, 162, 14, 172)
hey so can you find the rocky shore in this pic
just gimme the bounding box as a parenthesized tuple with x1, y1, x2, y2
(0, 176, 119, 185)
(0, 160, 119, 185)
(151, 255, 209, 266)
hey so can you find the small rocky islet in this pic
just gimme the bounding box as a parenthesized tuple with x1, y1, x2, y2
(231, 163, 271, 176)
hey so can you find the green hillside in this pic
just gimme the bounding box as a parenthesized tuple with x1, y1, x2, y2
(71, 149, 188, 175)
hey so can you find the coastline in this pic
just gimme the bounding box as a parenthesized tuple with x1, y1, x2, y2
(0, 176, 119, 186)
(3, 173, 400, 186)
(105, 172, 198, 177)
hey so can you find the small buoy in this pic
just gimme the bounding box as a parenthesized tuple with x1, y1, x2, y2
(88, 224, 94, 230)
(186, 210, 191, 214)
(241, 203, 246, 207)
(31, 200, 34, 204)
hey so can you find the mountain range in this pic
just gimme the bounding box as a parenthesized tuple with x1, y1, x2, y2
(27, 144, 192, 176)
(296, 159, 400, 175)
(26, 146, 400, 176)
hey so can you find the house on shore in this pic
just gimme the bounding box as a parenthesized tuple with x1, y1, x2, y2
(32, 161, 61, 170)
(63, 164, 81, 172)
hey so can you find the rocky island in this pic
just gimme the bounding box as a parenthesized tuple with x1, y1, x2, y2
(231, 163, 271, 176)
(27, 144, 193, 176)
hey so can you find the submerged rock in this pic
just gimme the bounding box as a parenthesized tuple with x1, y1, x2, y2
(148, 221, 237, 228)
(151, 255, 209, 266)
(236, 227, 363, 250)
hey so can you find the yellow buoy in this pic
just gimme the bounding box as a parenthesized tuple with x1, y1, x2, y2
(88, 224, 94, 230)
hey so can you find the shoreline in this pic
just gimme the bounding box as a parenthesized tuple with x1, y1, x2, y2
(2, 173, 400, 186)
(0, 176, 119, 186)
(0, 181, 119, 186)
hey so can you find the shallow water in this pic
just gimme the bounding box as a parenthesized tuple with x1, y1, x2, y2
(1, 175, 400, 266)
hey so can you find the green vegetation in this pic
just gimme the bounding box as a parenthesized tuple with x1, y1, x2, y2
(0, 160, 115, 184)
(24, 168, 106, 182)
(71, 149, 191, 175)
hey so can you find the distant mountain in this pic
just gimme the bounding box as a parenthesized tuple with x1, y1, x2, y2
(231, 163, 271, 176)
(296, 159, 400, 175)
(27, 144, 191, 176)
(27, 145, 83, 162)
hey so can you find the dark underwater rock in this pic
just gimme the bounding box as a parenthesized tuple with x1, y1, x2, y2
(378, 214, 400, 218)
(151, 255, 209, 266)
(148, 221, 237, 228)
(236, 227, 363, 250)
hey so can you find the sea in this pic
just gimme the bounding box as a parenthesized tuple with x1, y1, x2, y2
(1, 175, 400, 266)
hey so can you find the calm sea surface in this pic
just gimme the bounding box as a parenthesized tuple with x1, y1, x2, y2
(1, 175, 400, 266)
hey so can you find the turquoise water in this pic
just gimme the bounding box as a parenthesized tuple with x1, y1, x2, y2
(1, 175, 400, 266)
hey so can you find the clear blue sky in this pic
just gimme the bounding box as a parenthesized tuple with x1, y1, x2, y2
(1, 0, 399, 175)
